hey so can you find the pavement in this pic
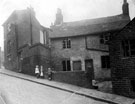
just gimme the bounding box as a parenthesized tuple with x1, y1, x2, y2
(0, 68, 135, 104)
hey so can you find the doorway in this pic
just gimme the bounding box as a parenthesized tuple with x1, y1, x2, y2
(85, 59, 94, 80)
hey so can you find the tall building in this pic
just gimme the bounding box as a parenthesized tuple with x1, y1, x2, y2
(3, 7, 51, 75)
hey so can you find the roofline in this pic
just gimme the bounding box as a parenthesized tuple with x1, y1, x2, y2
(2, 10, 17, 26)
(50, 29, 121, 39)
(61, 14, 130, 26)
(110, 18, 133, 41)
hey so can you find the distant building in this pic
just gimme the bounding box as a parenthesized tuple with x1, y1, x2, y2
(50, 0, 130, 81)
(109, 17, 135, 98)
(0, 47, 4, 68)
(3, 7, 51, 75)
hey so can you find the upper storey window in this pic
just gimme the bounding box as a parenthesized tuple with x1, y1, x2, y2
(7, 23, 11, 32)
(40, 30, 44, 44)
(122, 39, 135, 57)
(100, 33, 110, 45)
(40, 30, 47, 45)
(62, 38, 71, 49)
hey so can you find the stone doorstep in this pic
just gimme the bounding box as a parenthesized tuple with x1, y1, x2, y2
(0, 69, 135, 104)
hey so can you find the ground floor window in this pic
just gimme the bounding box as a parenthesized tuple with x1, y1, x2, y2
(62, 60, 71, 71)
(130, 79, 135, 92)
(101, 55, 110, 69)
(73, 60, 81, 71)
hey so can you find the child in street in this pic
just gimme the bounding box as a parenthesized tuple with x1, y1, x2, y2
(35, 65, 40, 78)
(48, 68, 52, 80)
(40, 66, 44, 79)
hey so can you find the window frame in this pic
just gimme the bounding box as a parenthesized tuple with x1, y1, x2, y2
(122, 39, 135, 57)
(100, 33, 110, 45)
(62, 38, 71, 49)
(101, 55, 110, 69)
(62, 60, 71, 71)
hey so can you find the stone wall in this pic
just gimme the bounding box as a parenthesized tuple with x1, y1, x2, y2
(50, 35, 110, 80)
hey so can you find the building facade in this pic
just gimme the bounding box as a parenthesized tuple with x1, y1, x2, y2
(3, 7, 51, 75)
(110, 18, 135, 98)
(50, 0, 130, 81)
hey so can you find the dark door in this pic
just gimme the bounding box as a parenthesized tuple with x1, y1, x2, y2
(85, 59, 94, 80)
(18, 51, 22, 72)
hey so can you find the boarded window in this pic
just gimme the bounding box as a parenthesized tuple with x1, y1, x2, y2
(122, 39, 135, 57)
(73, 61, 81, 71)
(62, 60, 71, 71)
(101, 56, 110, 68)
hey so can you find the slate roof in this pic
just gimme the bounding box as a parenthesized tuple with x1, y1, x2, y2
(50, 14, 130, 38)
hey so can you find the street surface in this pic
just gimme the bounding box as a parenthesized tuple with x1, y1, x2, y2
(0, 73, 110, 104)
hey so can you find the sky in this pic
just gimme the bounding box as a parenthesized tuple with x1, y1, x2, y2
(0, 0, 135, 51)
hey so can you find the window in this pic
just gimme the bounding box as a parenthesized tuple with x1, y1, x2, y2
(131, 80, 135, 92)
(100, 33, 110, 44)
(101, 56, 110, 68)
(122, 39, 135, 57)
(7, 23, 11, 32)
(73, 61, 81, 71)
(62, 60, 71, 71)
(40, 30, 44, 44)
(62, 38, 71, 48)
(44, 31, 47, 44)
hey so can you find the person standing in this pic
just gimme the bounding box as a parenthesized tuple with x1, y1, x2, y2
(35, 65, 40, 78)
(48, 68, 52, 80)
(40, 65, 44, 79)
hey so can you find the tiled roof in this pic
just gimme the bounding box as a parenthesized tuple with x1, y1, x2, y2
(50, 14, 130, 38)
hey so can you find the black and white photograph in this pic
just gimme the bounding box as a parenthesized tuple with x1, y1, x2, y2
(0, 0, 135, 104)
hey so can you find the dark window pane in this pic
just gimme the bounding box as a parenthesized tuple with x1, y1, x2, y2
(131, 50, 135, 56)
(67, 40, 71, 48)
(62, 61, 66, 71)
(122, 40, 130, 57)
(63, 40, 66, 48)
(67, 60, 71, 71)
(101, 56, 110, 68)
(131, 80, 135, 92)
(100, 39, 104, 44)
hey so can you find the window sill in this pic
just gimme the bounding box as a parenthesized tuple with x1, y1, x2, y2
(121, 56, 135, 60)
(101, 68, 110, 70)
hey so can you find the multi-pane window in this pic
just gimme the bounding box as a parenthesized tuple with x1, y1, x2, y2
(100, 33, 110, 44)
(122, 39, 135, 57)
(62, 38, 71, 48)
(101, 55, 110, 68)
(62, 60, 71, 71)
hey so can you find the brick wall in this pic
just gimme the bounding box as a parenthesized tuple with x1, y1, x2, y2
(109, 19, 135, 98)
(48, 71, 93, 88)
